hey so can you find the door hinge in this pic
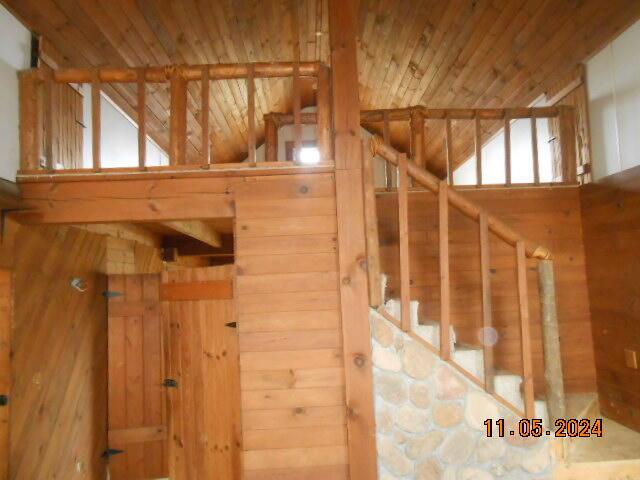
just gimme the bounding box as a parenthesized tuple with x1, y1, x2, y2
(162, 378, 179, 388)
(102, 448, 124, 459)
(103, 290, 124, 299)
(225, 321, 237, 329)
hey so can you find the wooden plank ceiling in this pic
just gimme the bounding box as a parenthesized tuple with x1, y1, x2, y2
(4, 0, 640, 168)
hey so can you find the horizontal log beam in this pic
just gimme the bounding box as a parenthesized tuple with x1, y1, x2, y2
(42, 62, 322, 83)
(162, 221, 222, 248)
(370, 136, 552, 260)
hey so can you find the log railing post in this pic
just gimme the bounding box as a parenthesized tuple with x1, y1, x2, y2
(504, 113, 511, 185)
(398, 152, 411, 332)
(19, 70, 43, 171)
(201, 65, 210, 165)
(292, 63, 302, 162)
(316, 65, 332, 163)
(558, 105, 577, 183)
(410, 107, 425, 170)
(169, 68, 188, 165)
(264, 114, 278, 163)
(439, 181, 451, 360)
(91, 70, 101, 171)
(531, 116, 540, 184)
(516, 240, 535, 418)
(137, 69, 146, 169)
(479, 213, 494, 392)
(475, 113, 482, 185)
(362, 142, 382, 308)
(445, 117, 453, 185)
(538, 259, 566, 424)
(246, 64, 256, 164)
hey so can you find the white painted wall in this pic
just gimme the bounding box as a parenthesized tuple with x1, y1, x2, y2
(586, 20, 640, 180)
(81, 85, 168, 168)
(0, 4, 31, 181)
(452, 118, 555, 185)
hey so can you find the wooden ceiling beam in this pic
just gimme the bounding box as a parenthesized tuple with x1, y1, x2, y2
(161, 221, 222, 249)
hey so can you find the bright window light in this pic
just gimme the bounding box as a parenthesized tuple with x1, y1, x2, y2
(298, 146, 321, 165)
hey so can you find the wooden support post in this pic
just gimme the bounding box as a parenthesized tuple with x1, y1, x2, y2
(558, 106, 577, 183)
(383, 112, 394, 189)
(516, 241, 535, 418)
(445, 118, 453, 185)
(0, 270, 11, 480)
(329, 0, 378, 475)
(475, 114, 482, 185)
(398, 153, 410, 332)
(479, 213, 494, 392)
(169, 69, 188, 165)
(19, 71, 42, 171)
(292, 63, 302, 162)
(43, 69, 54, 171)
(137, 69, 146, 169)
(201, 66, 210, 165)
(362, 142, 382, 308)
(531, 117, 540, 184)
(410, 108, 425, 169)
(91, 71, 101, 170)
(538, 259, 566, 424)
(246, 65, 256, 164)
(264, 114, 278, 163)
(504, 114, 511, 185)
(439, 181, 451, 360)
(316, 65, 332, 163)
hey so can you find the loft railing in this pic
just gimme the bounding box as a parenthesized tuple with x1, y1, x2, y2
(364, 136, 566, 422)
(270, 105, 579, 187)
(18, 62, 332, 175)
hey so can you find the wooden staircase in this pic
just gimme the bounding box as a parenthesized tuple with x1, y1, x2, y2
(364, 135, 564, 422)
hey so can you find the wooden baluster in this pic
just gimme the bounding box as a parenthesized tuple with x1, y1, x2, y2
(504, 113, 511, 185)
(479, 213, 494, 392)
(410, 108, 425, 169)
(201, 66, 210, 165)
(531, 116, 540, 184)
(362, 141, 382, 308)
(264, 114, 278, 163)
(316, 65, 332, 163)
(19, 70, 43, 171)
(475, 113, 482, 185)
(445, 117, 453, 185)
(91, 70, 101, 170)
(383, 111, 394, 189)
(43, 69, 54, 171)
(516, 240, 535, 418)
(169, 68, 188, 165)
(246, 65, 256, 164)
(398, 152, 411, 332)
(137, 69, 146, 170)
(293, 63, 302, 162)
(439, 181, 451, 360)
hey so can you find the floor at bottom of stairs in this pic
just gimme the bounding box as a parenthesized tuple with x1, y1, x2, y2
(567, 417, 640, 462)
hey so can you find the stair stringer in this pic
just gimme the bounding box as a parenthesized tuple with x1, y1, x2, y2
(370, 308, 554, 479)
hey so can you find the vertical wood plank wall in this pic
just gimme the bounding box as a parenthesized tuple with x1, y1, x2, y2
(377, 187, 596, 393)
(581, 166, 640, 432)
(235, 173, 349, 479)
(8, 225, 108, 479)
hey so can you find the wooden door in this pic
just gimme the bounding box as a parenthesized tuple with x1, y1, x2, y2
(0, 270, 11, 480)
(107, 274, 168, 479)
(161, 265, 241, 480)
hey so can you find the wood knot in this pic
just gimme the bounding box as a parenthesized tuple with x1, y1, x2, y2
(353, 354, 366, 368)
(341, 276, 351, 286)
(299, 185, 309, 194)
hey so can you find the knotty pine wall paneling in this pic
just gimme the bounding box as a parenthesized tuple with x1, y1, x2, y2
(377, 186, 596, 395)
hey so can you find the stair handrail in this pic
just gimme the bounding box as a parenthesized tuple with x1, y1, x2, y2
(366, 135, 565, 422)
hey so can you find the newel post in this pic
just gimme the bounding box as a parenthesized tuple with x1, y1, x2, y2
(538, 259, 566, 424)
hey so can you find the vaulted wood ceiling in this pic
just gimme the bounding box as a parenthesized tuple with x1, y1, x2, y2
(4, 0, 640, 167)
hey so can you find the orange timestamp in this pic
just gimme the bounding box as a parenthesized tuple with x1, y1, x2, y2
(484, 418, 603, 438)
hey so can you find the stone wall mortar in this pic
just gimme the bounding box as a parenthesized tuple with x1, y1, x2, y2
(371, 309, 554, 480)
